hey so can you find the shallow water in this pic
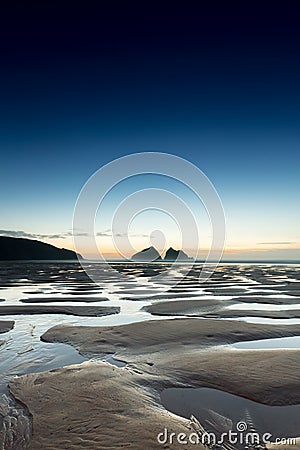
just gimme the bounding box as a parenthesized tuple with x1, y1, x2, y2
(1, 261, 300, 447)
(232, 335, 300, 349)
(227, 302, 300, 311)
(161, 387, 300, 443)
(1, 261, 300, 384)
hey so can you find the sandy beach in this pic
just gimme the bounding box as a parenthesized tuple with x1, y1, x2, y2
(8, 317, 300, 448)
(0, 305, 120, 317)
(1, 262, 300, 448)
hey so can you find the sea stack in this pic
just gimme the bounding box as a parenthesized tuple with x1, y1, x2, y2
(164, 247, 192, 261)
(131, 246, 162, 262)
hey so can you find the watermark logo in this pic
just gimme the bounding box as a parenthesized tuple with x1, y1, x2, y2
(73, 152, 225, 288)
(157, 421, 298, 447)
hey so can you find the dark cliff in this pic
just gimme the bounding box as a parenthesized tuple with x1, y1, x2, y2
(0, 236, 81, 260)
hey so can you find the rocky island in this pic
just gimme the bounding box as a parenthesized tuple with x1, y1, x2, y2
(131, 246, 192, 262)
(164, 247, 192, 261)
(131, 246, 162, 261)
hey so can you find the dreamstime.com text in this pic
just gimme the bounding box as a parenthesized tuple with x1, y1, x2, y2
(157, 422, 297, 447)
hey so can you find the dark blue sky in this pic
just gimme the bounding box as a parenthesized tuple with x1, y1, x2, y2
(1, 4, 299, 259)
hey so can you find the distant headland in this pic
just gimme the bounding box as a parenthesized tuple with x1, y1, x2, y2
(131, 246, 192, 262)
(0, 236, 81, 261)
(0, 236, 192, 263)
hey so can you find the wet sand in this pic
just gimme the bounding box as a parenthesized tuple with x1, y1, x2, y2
(9, 318, 300, 448)
(0, 305, 120, 317)
(40, 318, 300, 407)
(204, 309, 300, 319)
(41, 317, 300, 355)
(143, 298, 231, 315)
(267, 439, 300, 449)
(10, 361, 200, 450)
(20, 296, 109, 303)
(3, 262, 300, 448)
(143, 298, 300, 319)
(0, 320, 14, 333)
(232, 296, 300, 304)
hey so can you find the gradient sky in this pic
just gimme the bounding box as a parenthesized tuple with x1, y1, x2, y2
(1, 4, 300, 260)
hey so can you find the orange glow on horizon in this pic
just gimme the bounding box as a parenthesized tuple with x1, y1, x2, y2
(43, 236, 300, 261)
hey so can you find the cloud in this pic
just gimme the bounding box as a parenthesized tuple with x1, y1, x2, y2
(115, 233, 148, 238)
(257, 241, 295, 245)
(96, 230, 111, 237)
(96, 230, 148, 238)
(0, 230, 92, 240)
(0, 229, 68, 240)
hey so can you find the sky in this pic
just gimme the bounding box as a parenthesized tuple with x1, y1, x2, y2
(0, 4, 300, 260)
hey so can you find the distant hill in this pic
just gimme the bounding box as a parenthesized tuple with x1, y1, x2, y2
(164, 247, 192, 261)
(131, 246, 192, 262)
(0, 236, 81, 261)
(131, 246, 162, 262)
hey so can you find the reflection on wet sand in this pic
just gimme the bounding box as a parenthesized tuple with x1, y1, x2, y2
(0, 262, 300, 448)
